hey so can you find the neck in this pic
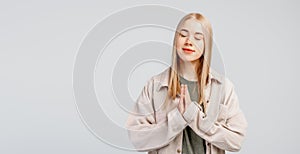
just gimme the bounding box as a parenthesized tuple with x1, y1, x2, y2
(179, 60, 198, 81)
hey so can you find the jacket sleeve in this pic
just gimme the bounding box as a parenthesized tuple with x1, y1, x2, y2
(125, 77, 188, 152)
(182, 78, 248, 152)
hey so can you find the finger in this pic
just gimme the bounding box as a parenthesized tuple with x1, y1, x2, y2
(180, 84, 184, 102)
(185, 84, 192, 103)
(183, 84, 187, 108)
(184, 84, 189, 100)
(180, 100, 184, 110)
(183, 84, 186, 96)
(181, 84, 184, 96)
(184, 85, 188, 100)
(185, 85, 188, 97)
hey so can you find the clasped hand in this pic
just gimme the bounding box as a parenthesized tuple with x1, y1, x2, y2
(177, 84, 192, 114)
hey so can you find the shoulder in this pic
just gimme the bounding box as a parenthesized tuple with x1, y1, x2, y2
(223, 76, 235, 91)
(142, 67, 170, 92)
(209, 68, 235, 91)
(221, 76, 239, 108)
(151, 67, 170, 81)
(210, 70, 237, 104)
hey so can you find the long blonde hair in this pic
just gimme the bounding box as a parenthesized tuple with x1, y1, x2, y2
(167, 13, 213, 114)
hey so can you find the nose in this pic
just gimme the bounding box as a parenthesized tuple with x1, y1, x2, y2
(184, 38, 192, 46)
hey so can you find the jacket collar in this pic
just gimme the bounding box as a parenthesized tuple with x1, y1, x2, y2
(156, 67, 223, 92)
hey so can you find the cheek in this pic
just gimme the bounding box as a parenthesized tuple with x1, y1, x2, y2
(176, 38, 184, 49)
(194, 41, 204, 53)
(195, 41, 204, 49)
(194, 51, 202, 59)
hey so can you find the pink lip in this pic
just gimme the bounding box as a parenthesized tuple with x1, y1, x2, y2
(182, 48, 195, 53)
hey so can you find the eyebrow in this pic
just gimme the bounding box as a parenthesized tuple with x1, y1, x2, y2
(180, 29, 188, 33)
(180, 29, 203, 35)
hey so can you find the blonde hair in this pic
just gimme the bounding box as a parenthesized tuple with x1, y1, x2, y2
(166, 13, 213, 114)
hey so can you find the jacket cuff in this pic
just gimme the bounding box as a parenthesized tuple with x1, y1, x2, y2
(183, 101, 199, 123)
(167, 107, 187, 131)
(184, 101, 214, 133)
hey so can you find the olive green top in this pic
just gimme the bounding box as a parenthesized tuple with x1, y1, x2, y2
(179, 75, 206, 154)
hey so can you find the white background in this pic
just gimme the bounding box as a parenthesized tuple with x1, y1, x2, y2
(1, 0, 299, 153)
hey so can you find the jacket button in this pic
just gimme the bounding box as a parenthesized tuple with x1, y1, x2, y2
(177, 149, 181, 153)
(207, 143, 210, 146)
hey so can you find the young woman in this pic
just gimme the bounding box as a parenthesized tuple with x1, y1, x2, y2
(126, 13, 248, 154)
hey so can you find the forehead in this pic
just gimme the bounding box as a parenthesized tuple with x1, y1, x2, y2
(179, 18, 203, 33)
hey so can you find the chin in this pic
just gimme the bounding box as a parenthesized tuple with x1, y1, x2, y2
(180, 57, 199, 63)
(177, 52, 201, 62)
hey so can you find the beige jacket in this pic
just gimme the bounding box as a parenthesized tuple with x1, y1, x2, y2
(126, 67, 248, 154)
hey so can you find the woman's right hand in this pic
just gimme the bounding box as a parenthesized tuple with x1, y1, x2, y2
(178, 84, 186, 114)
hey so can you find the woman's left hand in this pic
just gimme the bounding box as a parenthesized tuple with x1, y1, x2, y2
(183, 84, 192, 112)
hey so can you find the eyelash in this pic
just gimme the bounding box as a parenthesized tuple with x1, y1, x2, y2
(179, 34, 186, 37)
(179, 33, 202, 40)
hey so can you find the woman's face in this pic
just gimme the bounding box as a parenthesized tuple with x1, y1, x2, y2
(176, 18, 205, 62)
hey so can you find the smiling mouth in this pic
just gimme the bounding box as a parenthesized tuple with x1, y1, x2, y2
(182, 48, 195, 53)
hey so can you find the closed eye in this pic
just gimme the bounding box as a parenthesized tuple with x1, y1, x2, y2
(180, 33, 187, 37)
(179, 29, 188, 37)
(194, 33, 204, 40)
